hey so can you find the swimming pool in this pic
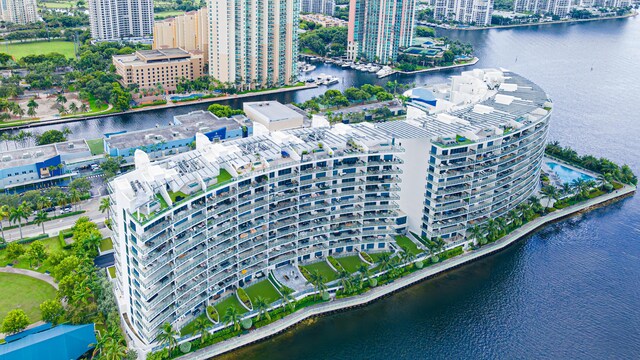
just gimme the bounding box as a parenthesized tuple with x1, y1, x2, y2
(170, 93, 204, 101)
(546, 161, 596, 184)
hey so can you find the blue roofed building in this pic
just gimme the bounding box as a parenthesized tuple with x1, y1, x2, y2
(0, 324, 96, 360)
(0, 140, 92, 192)
(104, 110, 253, 164)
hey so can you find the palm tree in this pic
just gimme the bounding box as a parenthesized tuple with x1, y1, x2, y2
(507, 209, 522, 229)
(482, 219, 500, 242)
(376, 252, 394, 273)
(56, 94, 68, 106)
(9, 203, 32, 240)
(280, 287, 296, 311)
(102, 338, 128, 360)
(358, 264, 371, 280)
(306, 269, 327, 299)
(68, 102, 78, 114)
(561, 182, 573, 196)
(157, 322, 179, 353)
(72, 282, 92, 305)
(0, 205, 9, 242)
(540, 185, 559, 207)
(495, 217, 507, 236)
(27, 106, 37, 117)
(223, 306, 242, 332)
(253, 296, 271, 321)
(86, 233, 103, 253)
(91, 331, 110, 359)
(34, 211, 48, 234)
(99, 197, 111, 221)
(468, 225, 486, 246)
(192, 316, 210, 344)
(80, 103, 88, 113)
(69, 189, 81, 211)
(338, 271, 352, 294)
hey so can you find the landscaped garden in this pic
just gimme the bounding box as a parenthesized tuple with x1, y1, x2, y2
(0, 273, 57, 324)
(335, 255, 367, 274)
(244, 279, 282, 304)
(99, 238, 114, 252)
(300, 261, 338, 282)
(213, 294, 247, 315)
(394, 235, 423, 256)
(86, 138, 105, 155)
(0, 236, 71, 274)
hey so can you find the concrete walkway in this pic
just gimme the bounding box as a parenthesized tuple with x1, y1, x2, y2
(0, 266, 58, 290)
(174, 184, 635, 360)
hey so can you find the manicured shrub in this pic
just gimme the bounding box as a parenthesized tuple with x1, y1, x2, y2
(241, 318, 252, 330)
(179, 341, 191, 353)
(415, 261, 424, 269)
(237, 288, 252, 309)
(207, 306, 219, 322)
(321, 292, 330, 301)
(369, 278, 378, 287)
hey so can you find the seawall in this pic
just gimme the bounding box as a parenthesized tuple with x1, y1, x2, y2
(176, 184, 636, 360)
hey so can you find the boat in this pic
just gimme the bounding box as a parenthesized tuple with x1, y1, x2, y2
(376, 66, 394, 78)
(368, 65, 381, 73)
(350, 63, 358, 69)
(301, 63, 316, 72)
(325, 76, 340, 85)
(341, 62, 352, 68)
(309, 57, 317, 61)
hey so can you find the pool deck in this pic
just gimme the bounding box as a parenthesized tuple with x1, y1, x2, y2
(543, 156, 599, 187)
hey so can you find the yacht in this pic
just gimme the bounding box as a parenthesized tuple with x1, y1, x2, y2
(325, 76, 340, 85)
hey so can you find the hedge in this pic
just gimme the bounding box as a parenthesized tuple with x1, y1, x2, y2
(0, 233, 49, 250)
(327, 256, 345, 272)
(237, 288, 252, 309)
(1, 210, 85, 231)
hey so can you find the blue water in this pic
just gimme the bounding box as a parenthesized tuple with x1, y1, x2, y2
(3, 16, 640, 360)
(546, 161, 596, 184)
(215, 17, 640, 360)
(169, 93, 204, 101)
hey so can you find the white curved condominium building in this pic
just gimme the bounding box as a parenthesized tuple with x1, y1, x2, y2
(109, 69, 551, 343)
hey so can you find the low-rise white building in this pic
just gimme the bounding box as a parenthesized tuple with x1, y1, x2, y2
(243, 101, 305, 132)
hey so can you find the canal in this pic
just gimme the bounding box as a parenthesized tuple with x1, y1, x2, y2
(5, 16, 640, 359)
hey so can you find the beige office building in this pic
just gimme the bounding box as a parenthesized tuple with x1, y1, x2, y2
(113, 49, 204, 92)
(153, 8, 209, 63)
(207, 0, 300, 89)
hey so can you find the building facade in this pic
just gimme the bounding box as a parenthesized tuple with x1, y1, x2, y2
(88, 0, 154, 41)
(112, 48, 204, 92)
(301, 0, 335, 15)
(110, 124, 406, 342)
(153, 8, 209, 63)
(433, 0, 493, 26)
(0, 140, 92, 191)
(513, 0, 571, 16)
(206, 0, 300, 89)
(109, 69, 552, 345)
(380, 69, 552, 241)
(0, 0, 38, 24)
(347, 0, 416, 64)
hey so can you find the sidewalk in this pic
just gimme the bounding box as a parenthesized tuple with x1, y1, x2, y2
(2, 197, 105, 242)
(173, 184, 635, 360)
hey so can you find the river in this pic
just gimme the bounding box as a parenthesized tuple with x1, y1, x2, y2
(7, 16, 640, 359)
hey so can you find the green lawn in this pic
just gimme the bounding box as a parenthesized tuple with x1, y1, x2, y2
(213, 294, 247, 315)
(244, 279, 281, 304)
(168, 190, 188, 203)
(100, 238, 113, 252)
(302, 261, 338, 282)
(395, 235, 423, 256)
(154, 10, 185, 19)
(0, 273, 57, 324)
(107, 266, 116, 279)
(179, 313, 212, 336)
(5, 41, 76, 60)
(336, 255, 367, 274)
(87, 138, 105, 155)
(0, 236, 70, 273)
(40, 1, 75, 8)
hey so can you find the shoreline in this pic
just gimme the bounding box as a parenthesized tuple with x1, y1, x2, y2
(173, 184, 636, 360)
(429, 12, 637, 31)
(0, 83, 318, 132)
(391, 57, 479, 77)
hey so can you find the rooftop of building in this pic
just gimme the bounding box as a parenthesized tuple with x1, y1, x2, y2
(113, 48, 195, 66)
(111, 122, 401, 219)
(0, 324, 96, 360)
(0, 140, 89, 169)
(105, 110, 251, 151)
(244, 101, 304, 123)
(379, 69, 551, 144)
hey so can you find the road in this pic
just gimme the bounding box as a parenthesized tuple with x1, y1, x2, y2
(1, 197, 106, 242)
